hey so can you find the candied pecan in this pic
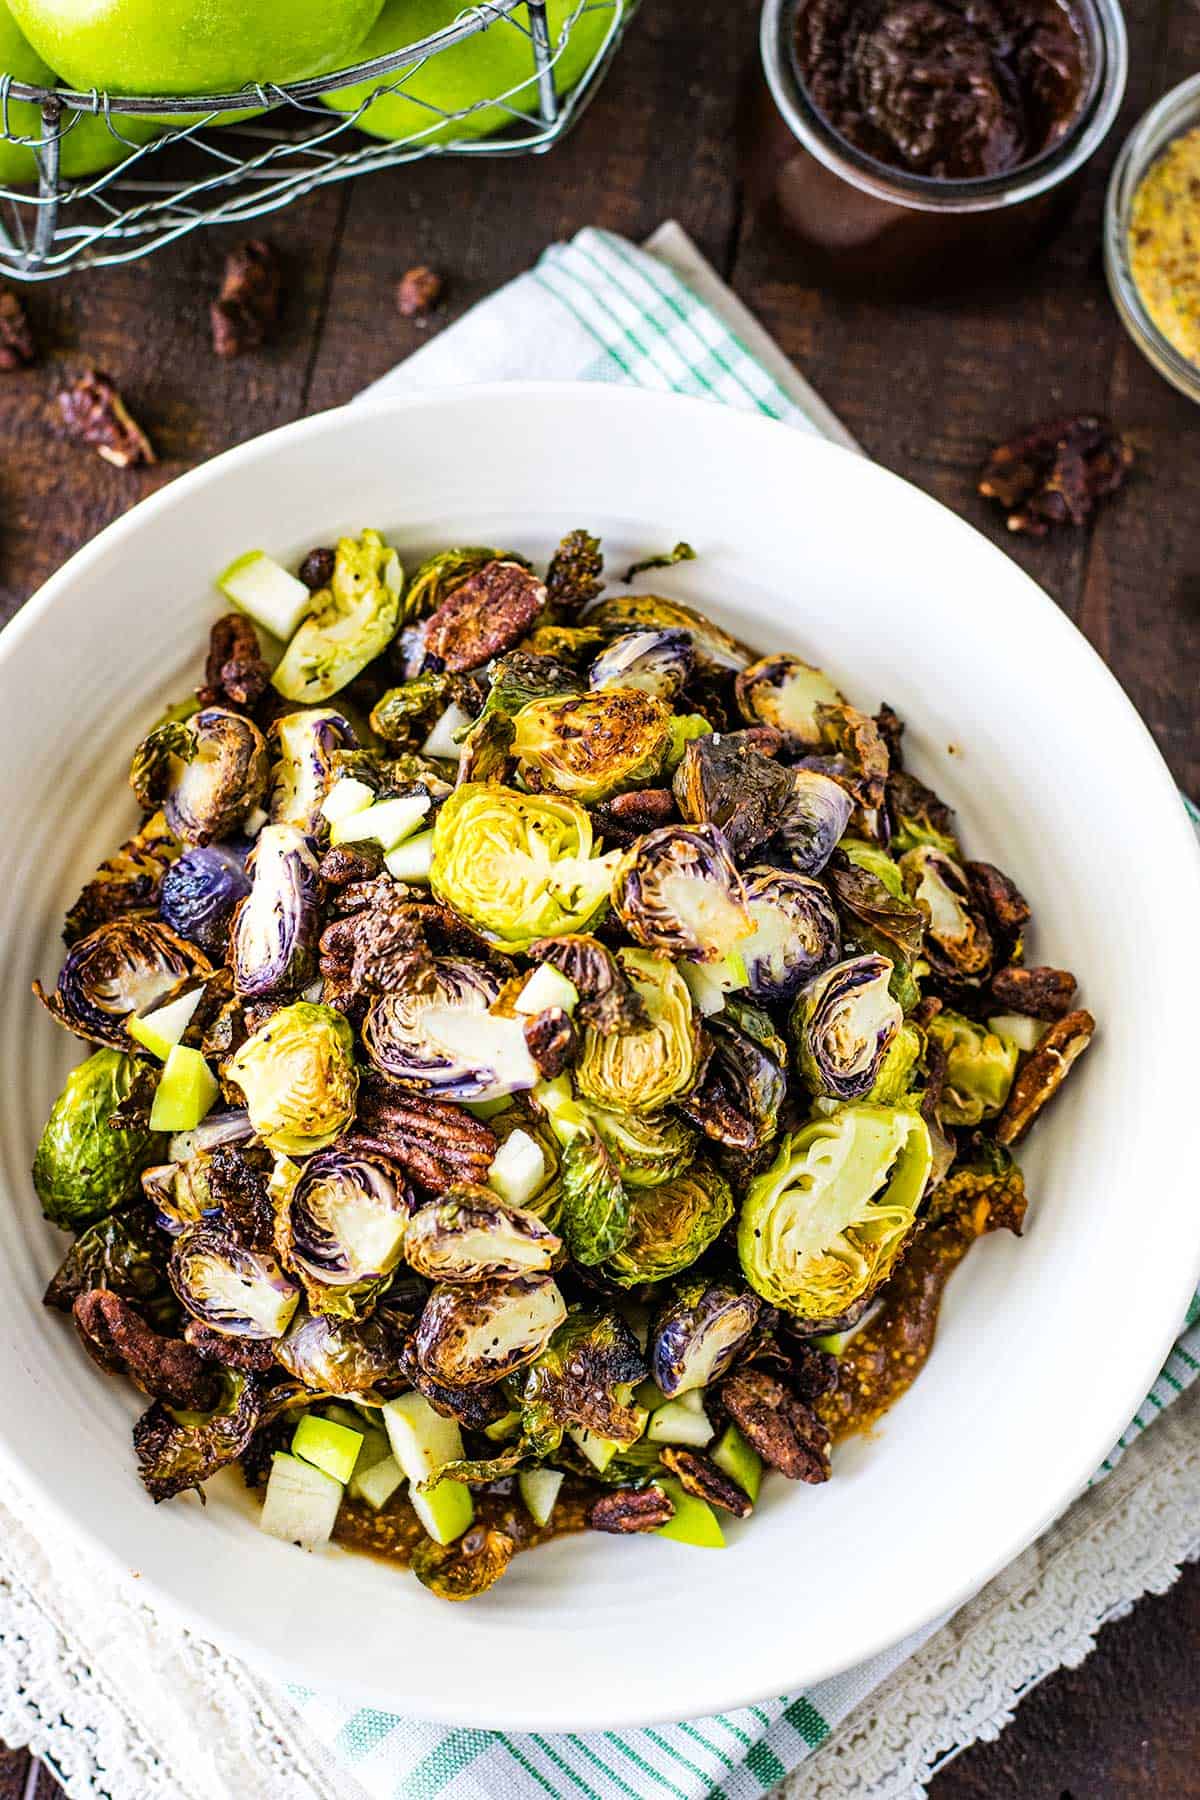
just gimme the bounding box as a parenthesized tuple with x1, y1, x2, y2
(58, 370, 154, 468)
(979, 415, 1133, 536)
(184, 1320, 278, 1372)
(729, 724, 785, 759)
(299, 546, 336, 591)
(396, 264, 444, 319)
(197, 612, 271, 710)
(211, 239, 283, 358)
(965, 861, 1031, 942)
(659, 1447, 752, 1518)
(523, 1007, 577, 1078)
(397, 1338, 508, 1431)
(789, 1343, 839, 1404)
(73, 1290, 219, 1410)
(319, 842, 385, 887)
(590, 787, 677, 846)
(995, 1009, 1094, 1144)
(206, 1144, 274, 1251)
(989, 963, 1076, 1020)
(587, 1486, 675, 1534)
(319, 880, 432, 1020)
(527, 934, 649, 1034)
(546, 529, 603, 613)
(422, 561, 547, 673)
(350, 1080, 498, 1194)
(718, 1367, 831, 1484)
(0, 288, 36, 369)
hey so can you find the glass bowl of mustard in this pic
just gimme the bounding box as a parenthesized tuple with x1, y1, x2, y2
(1105, 74, 1200, 403)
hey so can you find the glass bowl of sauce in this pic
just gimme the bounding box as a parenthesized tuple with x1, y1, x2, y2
(1105, 74, 1200, 404)
(747, 0, 1127, 294)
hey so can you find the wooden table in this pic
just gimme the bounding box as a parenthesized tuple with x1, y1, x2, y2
(1, 0, 1197, 1789)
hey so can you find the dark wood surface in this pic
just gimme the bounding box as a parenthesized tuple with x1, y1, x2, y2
(1, 0, 1197, 1791)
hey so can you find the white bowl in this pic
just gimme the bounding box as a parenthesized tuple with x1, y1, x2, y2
(1, 383, 1197, 1730)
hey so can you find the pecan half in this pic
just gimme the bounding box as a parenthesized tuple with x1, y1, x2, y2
(211, 240, 283, 359)
(718, 1367, 831, 1484)
(350, 1080, 498, 1194)
(989, 963, 1077, 1020)
(396, 265, 444, 320)
(58, 370, 155, 469)
(590, 787, 677, 846)
(319, 880, 433, 1020)
(659, 1447, 752, 1518)
(73, 1290, 219, 1410)
(587, 1486, 675, 1534)
(184, 1320, 278, 1373)
(979, 415, 1133, 536)
(995, 1009, 1094, 1144)
(299, 546, 336, 591)
(523, 1007, 577, 1078)
(318, 843, 384, 888)
(965, 860, 1031, 946)
(197, 612, 271, 711)
(422, 561, 547, 673)
(0, 288, 36, 369)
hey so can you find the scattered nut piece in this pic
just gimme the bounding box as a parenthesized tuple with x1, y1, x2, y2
(73, 1289, 219, 1409)
(197, 612, 271, 711)
(719, 1367, 831, 1483)
(979, 415, 1133, 536)
(211, 240, 283, 359)
(349, 1078, 498, 1194)
(590, 788, 677, 846)
(989, 963, 1077, 1020)
(0, 288, 36, 369)
(298, 546, 336, 591)
(523, 1006, 577, 1078)
(396, 265, 444, 320)
(423, 560, 547, 673)
(587, 1485, 675, 1533)
(58, 370, 155, 469)
(995, 1008, 1095, 1144)
(659, 1447, 753, 1517)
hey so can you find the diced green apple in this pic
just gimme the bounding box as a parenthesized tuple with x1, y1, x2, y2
(646, 1400, 714, 1448)
(421, 703, 473, 762)
(410, 1477, 474, 1546)
(259, 1452, 343, 1550)
(486, 1128, 546, 1210)
(513, 964, 579, 1017)
(567, 1425, 621, 1473)
(382, 1392, 464, 1486)
(321, 776, 376, 824)
(518, 1468, 564, 1528)
(218, 550, 312, 643)
(329, 793, 430, 850)
(655, 1478, 725, 1548)
(711, 1424, 763, 1503)
(292, 1413, 363, 1485)
(127, 987, 203, 1059)
(384, 829, 435, 883)
(350, 1455, 404, 1511)
(148, 1045, 219, 1132)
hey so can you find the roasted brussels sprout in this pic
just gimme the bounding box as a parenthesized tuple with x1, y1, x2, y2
(226, 1001, 358, 1156)
(230, 824, 322, 999)
(158, 844, 251, 958)
(34, 1049, 161, 1231)
(734, 654, 846, 747)
(588, 629, 694, 701)
(672, 734, 796, 861)
(415, 1274, 567, 1387)
(65, 810, 180, 946)
(274, 1308, 407, 1401)
(813, 703, 890, 816)
(130, 707, 270, 847)
(559, 1121, 631, 1266)
(430, 784, 618, 952)
(775, 770, 854, 876)
(575, 948, 705, 1115)
(791, 954, 903, 1102)
(680, 1007, 787, 1157)
(43, 1205, 172, 1323)
(612, 824, 752, 963)
(900, 847, 993, 977)
(278, 1146, 414, 1315)
(888, 769, 960, 858)
(269, 710, 357, 834)
(412, 1525, 516, 1602)
(650, 1279, 762, 1397)
(825, 851, 926, 964)
(169, 1222, 299, 1339)
(737, 1104, 932, 1325)
(37, 918, 211, 1050)
(488, 1105, 563, 1229)
(404, 1185, 562, 1282)
(368, 675, 454, 745)
(521, 1311, 648, 1453)
(740, 867, 842, 1002)
(511, 689, 673, 804)
(272, 530, 403, 703)
(585, 594, 753, 674)
(362, 959, 538, 1101)
(926, 1010, 1019, 1126)
(607, 1159, 733, 1286)
(477, 649, 580, 720)
(134, 1370, 294, 1502)
(585, 1102, 697, 1189)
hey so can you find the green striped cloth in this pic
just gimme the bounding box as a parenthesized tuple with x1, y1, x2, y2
(293, 230, 1200, 1800)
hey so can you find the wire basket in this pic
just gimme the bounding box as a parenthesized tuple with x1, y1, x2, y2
(0, 0, 632, 279)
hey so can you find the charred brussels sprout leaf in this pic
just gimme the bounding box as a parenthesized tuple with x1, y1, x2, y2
(37, 918, 211, 1050)
(158, 844, 251, 959)
(607, 1159, 733, 1287)
(672, 734, 796, 862)
(272, 530, 403, 703)
(44, 1205, 172, 1323)
(559, 1123, 631, 1266)
(404, 1185, 562, 1283)
(412, 1524, 515, 1601)
(368, 675, 454, 745)
(740, 867, 842, 1002)
(586, 594, 753, 674)
(231, 824, 322, 999)
(479, 650, 581, 720)
(521, 1311, 649, 1454)
(575, 948, 704, 1116)
(415, 1274, 567, 1387)
(279, 1147, 414, 1316)
(431, 784, 618, 953)
(737, 1105, 932, 1326)
(34, 1049, 162, 1230)
(825, 851, 926, 964)
(900, 847, 993, 978)
(169, 1221, 299, 1339)
(734, 654, 846, 748)
(650, 1279, 762, 1398)
(612, 824, 752, 964)
(134, 1371, 294, 1502)
(274, 1308, 408, 1401)
(547, 528, 604, 612)
(130, 707, 269, 847)
(888, 770, 960, 858)
(814, 703, 890, 816)
(589, 629, 693, 701)
(269, 709, 357, 833)
(791, 954, 903, 1102)
(926, 1010, 1019, 1126)
(622, 541, 696, 583)
(680, 1008, 787, 1158)
(65, 810, 180, 946)
(226, 1001, 358, 1156)
(511, 689, 673, 805)
(775, 770, 854, 876)
(584, 1102, 697, 1190)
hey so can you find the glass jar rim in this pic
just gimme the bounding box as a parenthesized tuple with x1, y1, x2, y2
(760, 0, 1129, 215)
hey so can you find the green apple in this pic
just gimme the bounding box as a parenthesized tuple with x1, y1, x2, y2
(0, 0, 159, 182)
(321, 0, 611, 146)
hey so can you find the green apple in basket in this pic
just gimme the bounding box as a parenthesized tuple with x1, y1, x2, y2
(0, 0, 160, 180)
(320, 0, 612, 146)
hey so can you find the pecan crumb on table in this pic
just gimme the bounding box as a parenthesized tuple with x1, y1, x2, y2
(978, 414, 1133, 536)
(57, 371, 155, 469)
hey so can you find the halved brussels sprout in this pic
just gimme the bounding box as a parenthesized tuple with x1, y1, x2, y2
(430, 784, 618, 952)
(559, 1122, 631, 1267)
(65, 809, 181, 947)
(511, 690, 673, 805)
(520, 1311, 648, 1454)
(741, 867, 842, 1002)
(368, 675, 454, 746)
(404, 1185, 562, 1282)
(650, 1279, 762, 1398)
(900, 847, 993, 977)
(141, 1151, 216, 1235)
(584, 1102, 697, 1189)
(585, 595, 753, 674)
(37, 918, 211, 1049)
(169, 1222, 299, 1339)
(588, 629, 694, 701)
(926, 1010, 1019, 1125)
(791, 954, 902, 1102)
(888, 770, 960, 858)
(279, 1146, 414, 1316)
(362, 959, 538, 1101)
(672, 735, 796, 862)
(825, 852, 926, 964)
(681, 1008, 786, 1157)
(412, 1526, 515, 1602)
(575, 948, 705, 1115)
(606, 1159, 733, 1286)
(43, 1205, 172, 1324)
(130, 708, 269, 847)
(274, 1308, 407, 1402)
(226, 1001, 358, 1156)
(158, 844, 251, 958)
(230, 824, 322, 999)
(612, 824, 752, 964)
(813, 703, 890, 817)
(415, 1274, 567, 1387)
(775, 770, 854, 875)
(272, 530, 403, 703)
(734, 654, 846, 747)
(737, 1105, 932, 1326)
(269, 710, 357, 835)
(34, 1049, 161, 1231)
